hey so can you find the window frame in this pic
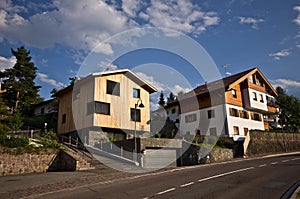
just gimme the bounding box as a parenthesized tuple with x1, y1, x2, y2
(130, 108, 141, 122)
(185, 113, 197, 123)
(207, 109, 215, 119)
(95, 101, 110, 115)
(133, 88, 140, 98)
(106, 80, 120, 96)
(62, 114, 66, 124)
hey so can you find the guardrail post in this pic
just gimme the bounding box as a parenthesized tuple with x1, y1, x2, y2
(76, 137, 78, 148)
(69, 136, 71, 145)
(121, 146, 123, 157)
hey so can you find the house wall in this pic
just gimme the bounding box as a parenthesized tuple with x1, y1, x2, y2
(93, 74, 151, 133)
(226, 104, 264, 141)
(34, 103, 56, 116)
(179, 104, 227, 136)
(225, 84, 243, 107)
(57, 88, 76, 135)
(242, 88, 268, 111)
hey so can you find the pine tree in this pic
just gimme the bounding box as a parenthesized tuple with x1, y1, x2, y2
(167, 92, 176, 104)
(0, 46, 41, 115)
(158, 91, 165, 107)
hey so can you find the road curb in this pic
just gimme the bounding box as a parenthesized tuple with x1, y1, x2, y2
(280, 180, 300, 199)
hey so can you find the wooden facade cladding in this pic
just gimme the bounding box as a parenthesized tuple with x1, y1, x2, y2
(56, 69, 155, 135)
(93, 74, 151, 132)
(57, 88, 76, 135)
(225, 84, 243, 107)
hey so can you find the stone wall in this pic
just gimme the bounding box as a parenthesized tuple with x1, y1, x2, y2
(209, 148, 234, 163)
(0, 148, 58, 176)
(246, 131, 300, 157)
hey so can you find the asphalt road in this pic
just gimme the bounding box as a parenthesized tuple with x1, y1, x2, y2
(26, 153, 300, 199)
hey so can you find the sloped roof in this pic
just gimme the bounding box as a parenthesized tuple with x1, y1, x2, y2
(56, 69, 158, 97)
(173, 67, 277, 103)
(91, 69, 157, 93)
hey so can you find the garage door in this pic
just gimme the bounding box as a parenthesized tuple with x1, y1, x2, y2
(143, 149, 177, 168)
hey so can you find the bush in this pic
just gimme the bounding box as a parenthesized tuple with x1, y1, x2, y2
(35, 130, 60, 148)
(0, 123, 10, 136)
(0, 135, 29, 148)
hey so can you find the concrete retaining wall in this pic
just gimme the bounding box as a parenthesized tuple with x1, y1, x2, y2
(246, 131, 300, 156)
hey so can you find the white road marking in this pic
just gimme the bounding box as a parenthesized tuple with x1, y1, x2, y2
(258, 164, 267, 167)
(282, 159, 289, 162)
(271, 162, 278, 165)
(180, 182, 195, 187)
(198, 167, 254, 183)
(156, 188, 176, 195)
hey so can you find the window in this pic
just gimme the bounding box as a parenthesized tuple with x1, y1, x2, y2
(244, 128, 249, 136)
(229, 108, 239, 117)
(185, 113, 197, 123)
(73, 89, 80, 100)
(241, 110, 249, 119)
(41, 108, 45, 115)
(208, 109, 215, 119)
(130, 108, 141, 122)
(233, 126, 239, 135)
(253, 92, 257, 101)
(171, 108, 176, 114)
(256, 78, 262, 86)
(133, 88, 140, 98)
(259, 94, 264, 103)
(232, 89, 237, 98)
(95, 102, 110, 115)
(253, 113, 261, 121)
(107, 80, 120, 96)
(62, 114, 66, 124)
(248, 75, 254, 83)
(209, 127, 217, 136)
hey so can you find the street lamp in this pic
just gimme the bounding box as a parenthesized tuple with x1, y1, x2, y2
(134, 98, 144, 163)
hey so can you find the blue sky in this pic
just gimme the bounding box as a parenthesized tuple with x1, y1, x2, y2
(0, 0, 300, 102)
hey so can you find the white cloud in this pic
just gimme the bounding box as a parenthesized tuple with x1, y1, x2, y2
(294, 5, 300, 26)
(271, 79, 300, 89)
(37, 73, 65, 88)
(0, 55, 16, 71)
(238, 16, 265, 29)
(0, 0, 135, 54)
(297, 44, 300, 48)
(141, 0, 219, 35)
(269, 49, 291, 60)
(97, 59, 119, 71)
(122, 0, 141, 18)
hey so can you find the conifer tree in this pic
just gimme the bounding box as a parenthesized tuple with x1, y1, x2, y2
(0, 46, 41, 115)
(158, 91, 166, 107)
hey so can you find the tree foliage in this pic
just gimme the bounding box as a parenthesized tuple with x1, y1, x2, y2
(167, 92, 176, 104)
(276, 87, 300, 131)
(0, 46, 42, 115)
(158, 91, 165, 107)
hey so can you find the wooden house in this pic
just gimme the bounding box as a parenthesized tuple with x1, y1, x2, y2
(56, 69, 157, 146)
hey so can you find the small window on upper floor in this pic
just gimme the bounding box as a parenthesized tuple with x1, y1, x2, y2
(185, 113, 197, 123)
(95, 101, 110, 115)
(133, 88, 140, 98)
(259, 94, 264, 103)
(248, 75, 254, 83)
(73, 89, 80, 100)
(256, 78, 262, 86)
(107, 80, 120, 96)
(253, 92, 257, 101)
(130, 108, 141, 122)
(232, 89, 237, 98)
(41, 108, 45, 115)
(171, 108, 176, 114)
(208, 109, 215, 119)
(62, 114, 66, 124)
